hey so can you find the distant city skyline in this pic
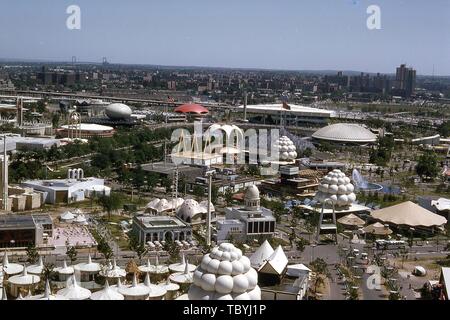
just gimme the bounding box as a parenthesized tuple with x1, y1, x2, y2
(0, 0, 449, 76)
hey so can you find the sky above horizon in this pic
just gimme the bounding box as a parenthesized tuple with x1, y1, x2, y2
(0, 0, 449, 75)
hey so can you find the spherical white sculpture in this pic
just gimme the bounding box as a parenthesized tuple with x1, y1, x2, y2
(187, 243, 261, 300)
(314, 169, 356, 207)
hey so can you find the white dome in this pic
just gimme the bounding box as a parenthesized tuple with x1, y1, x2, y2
(314, 169, 356, 207)
(312, 123, 377, 143)
(187, 243, 261, 300)
(244, 185, 260, 201)
(105, 103, 132, 120)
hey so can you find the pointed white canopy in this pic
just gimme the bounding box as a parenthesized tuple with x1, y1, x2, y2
(250, 240, 275, 269)
(118, 273, 150, 297)
(57, 275, 91, 300)
(90, 280, 124, 300)
(55, 259, 74, 275)
(60, 211, 75, 221)
(74, 254, 101, 273)
(28, 279, 68, 300)
(169, 253, 196, 273)
(258, 245, 288, 275)
(73, 214, 87, 224)
(27, 256, 44, 275)
(159, 277, 180, 292)
(2, 251, 24, 275)
(169, 259, 194, 284)
(8, 264, 41, 285)
(144, 272, 167, 298)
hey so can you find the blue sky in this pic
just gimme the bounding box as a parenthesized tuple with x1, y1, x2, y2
(0, 0, 449, 75)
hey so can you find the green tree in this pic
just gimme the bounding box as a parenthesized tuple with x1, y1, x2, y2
(26, 243, 39, 264)
(163, 241, 181, 264)
(224, 188, 234, 206)
(97, 192, 123, 220)
(97, 236, 114, 260)
(128, 233, 147, 261)
(193, 185, 205, 200)
(66, 246, 78, 263)
(416, 151, 439, 181)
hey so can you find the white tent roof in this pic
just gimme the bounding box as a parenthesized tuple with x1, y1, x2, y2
(169, 254, 196, 273)
(118, 274, 150, 297)
(286, 264, 312, 277)
(258, 245, 288, 275)
(250, 240, 274, 268)
(60, 211, 75, 220)
(371, 201, 447, 227)
(90, 280, 124, 300)
(169, 260, 194, 284)
(144, 272, 167, 298)
(159, 278, 180, 292)
(73, 214, 87, 224)
(72, 208, 83, 214)
(8, 264, 40, 285)
(26, 256, 44, 275)
(146, 198, 184, 213)
(74, 255, 101, 273)
(55, 259, 74, 275)
(2, 251, 24, 275)
(57, 276, 91, 300)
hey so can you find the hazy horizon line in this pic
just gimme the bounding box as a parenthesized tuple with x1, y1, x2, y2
(1, 57, 448, 78)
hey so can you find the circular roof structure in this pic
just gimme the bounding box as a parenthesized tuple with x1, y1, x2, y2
(90, 281, 124, 300)
(61, 123, 114, 132)
(26, 257, 44, 275)
(174, 103, 209, 115)
(169, 254, 197, 273)
(105, 103, 132, 120)
(74, 255, 101, 273)
(118, 274, 150, 298)
(8, 265, 40, 286)
(187, 242, 261, 300)
(55, 260, 74, 275)
(2, 252, 24, 275)
(143, 273, 167, 298)
(159, 278, 180, 292)
(60, 211, 75, 221)
(57, 276, 91, 300)
(312, 123, 377, 143)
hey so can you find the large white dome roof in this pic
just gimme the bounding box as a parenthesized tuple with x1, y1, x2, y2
(312, 123, 377, 143)
(105, 103, 132, 120)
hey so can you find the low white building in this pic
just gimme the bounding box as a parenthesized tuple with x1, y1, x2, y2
(22, 176, 108, 204)
(216, 185, 276, 243)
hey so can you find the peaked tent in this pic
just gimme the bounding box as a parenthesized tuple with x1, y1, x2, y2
(258, 245, 288, 276)
(250, 240, 275, 269)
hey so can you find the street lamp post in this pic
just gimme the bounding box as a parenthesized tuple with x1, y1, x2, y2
(205, 170, 215, 247)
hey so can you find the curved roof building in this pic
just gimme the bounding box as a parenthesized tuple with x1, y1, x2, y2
(312, 123, 377, 144)
(105, 103, 132, 120)
(175, 103, 209, 115)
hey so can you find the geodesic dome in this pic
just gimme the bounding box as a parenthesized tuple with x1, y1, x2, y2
(314, 169, 356, 207)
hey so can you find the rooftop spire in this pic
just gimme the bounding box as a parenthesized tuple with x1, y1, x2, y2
(184, 259, 189, 275)
(144, 272, 151, 287)
(38, 256, 43, 267)
(87, 254, 92, 264)
(181, 253, 186, 266)
(63, 259, 68, 269)
(132, 273, 138, 287)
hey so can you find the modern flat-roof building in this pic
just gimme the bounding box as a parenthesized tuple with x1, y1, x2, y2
(217, 185, 276, 243)
(21, 176, 108, 204)
(236, 103, 335, 125)
(132, 214, 192, 244)
(0, 214, 53, 248)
